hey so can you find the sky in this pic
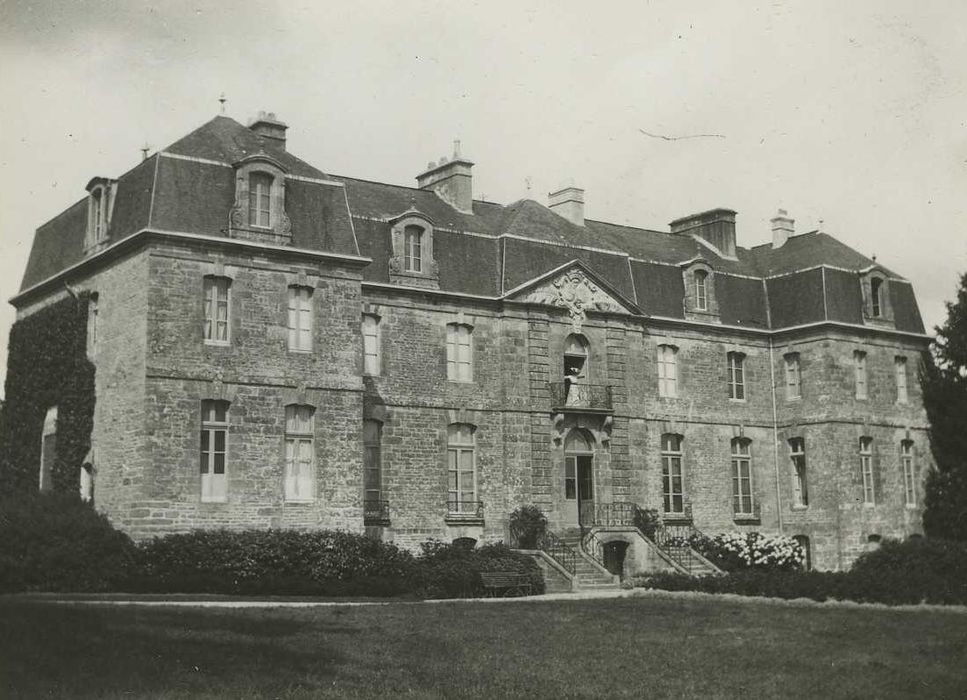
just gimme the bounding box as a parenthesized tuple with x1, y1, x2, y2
(0, 0, 965, 395)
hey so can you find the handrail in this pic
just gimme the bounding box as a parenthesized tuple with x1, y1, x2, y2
(536, 531, 577, 575)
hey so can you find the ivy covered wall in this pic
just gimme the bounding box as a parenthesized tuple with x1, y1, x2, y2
(0, 293, 95, 495)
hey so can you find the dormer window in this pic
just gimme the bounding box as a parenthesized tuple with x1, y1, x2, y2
(389, 212, 439, 289)
(870, 277, 883, 317)
(682, 262, 718, 318)
(249, 172, 273, 228)
(694, 270, 708, 311)
(229, 155, 291, 244)
(862, 270, 893, 325)
(404, 225, 424, 272)
(84, 177, 116, 252)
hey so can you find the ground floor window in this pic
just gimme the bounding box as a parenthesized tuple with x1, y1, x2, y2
(200, 400, 229, 502)
(731, 438, 754, 515)
(447, 423, 476, 514)
(39, 406, 58, 493)
(661, 434, 684, 514)
(284, 405, 315, 502)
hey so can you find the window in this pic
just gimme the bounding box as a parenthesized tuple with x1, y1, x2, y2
(86, 293, 99, 359)
(363, 420, 382, 507)
(661, 434, 684, 514)
(248, 172, 273, 228)
(362, 315, 381, 375)
(447, 424, 477, 515)
(784, 353, 801, 400)
(870, 277, 883, 317)
(657, 345, 678, 398)
(284, 405, 314, 502)
(80, 463, 94, 503)
(789, 438, 808, 507)
(860, 437, 875, 505)
(200, 400, 229, 502)
(694, 270, 708, 311)
(91, 189, 104, 241)
(895, 356, 908, 403)
(446, 324, 473, 382)
(727, 352, 745, 400)
(404, 225, 423, 272)
(731, 438, 754, 515)
(203, 276, 231, 344)
(854, 351, 867, 399)
(39, 406, 57, 493)
(901, 440, 916, 507)
(793, 535, 811, 571)
(287, 286, 313, 352)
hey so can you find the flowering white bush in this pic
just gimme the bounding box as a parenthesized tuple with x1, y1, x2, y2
(690, 531, 805, 571)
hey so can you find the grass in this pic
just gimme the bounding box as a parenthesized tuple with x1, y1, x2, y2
(2, 595, 966, 699)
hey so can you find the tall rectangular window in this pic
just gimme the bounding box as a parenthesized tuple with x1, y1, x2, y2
(731, 438, 753, 515)
(86, 294, 99, 359)
(362, 315, 381, 375)
(284, 405, 315, 502)
(694, 270, 708, 311)
(446, 324, 473, 382)
(854, 350, 868, 399)
(789, 437, 808, 507)
(249, 172, 273, 228)
(404, 225, 423, 272)
(727, 352, 745, 400)
(860, 437, 875, 505)
(39, 406, 58, 493)
(902, 440, 916, 507)
(203, 276, 231, 344)
(447, 424, 477, 514)
(784, 353, 801, 400)
(661, 434, 684, 514)
(363, 420, 382, 508)
(200, 400, 229, 502)
(895, 356, 908, 404)
(287, 286, 313, 352)
(657, 345, 678, 398)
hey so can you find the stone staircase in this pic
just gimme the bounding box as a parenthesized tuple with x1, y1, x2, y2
(561, 532, 621, 590)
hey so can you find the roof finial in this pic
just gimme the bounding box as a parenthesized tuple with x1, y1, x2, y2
(140, 143, 150, 161)
(525, 176, 532, 195)
(818, 217, 824, 233)
(218, 93, 227, 114)
(872, 254, 877, 262)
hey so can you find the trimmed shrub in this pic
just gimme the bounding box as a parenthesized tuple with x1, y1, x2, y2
(688, 531, 804, 572)
(0, 492, 137, 593)
(415, 540, 545, 599)
(509, 505, 547, 549)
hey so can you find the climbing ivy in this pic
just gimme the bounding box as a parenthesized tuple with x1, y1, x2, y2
(0, 293, 95, 496)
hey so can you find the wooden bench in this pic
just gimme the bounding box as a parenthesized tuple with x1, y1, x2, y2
(480, 572, 534, 597)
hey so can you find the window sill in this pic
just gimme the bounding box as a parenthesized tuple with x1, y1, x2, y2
(288, 348, 313, 355)
(447, 379, 475, 385)
(786, 396, 802, 403)
(200, 498, 227, 504)
(905, 503, 919, 510)
(863, 502, 876, 508)
(790, 505, 809, 511)
(204, 340, 231, 348)
(445, 514, 484, 526)
(285, 499, 316, 505)
(728, 398, 747, 404)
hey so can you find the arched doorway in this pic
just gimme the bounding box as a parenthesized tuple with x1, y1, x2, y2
(564, 429, 595, 527)
(603, 540, 629, 577)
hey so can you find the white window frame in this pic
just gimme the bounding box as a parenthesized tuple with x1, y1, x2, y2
(657, 344, 678, 398)
(446, 323, 473, 382)
(661, 434, 684, 514)
(854, 350, 868, 399)
(731, 439, 754, 515)
(789, 437, 808, 507)
(447, 424, 477, 514)
(203, 276, 231, 345)
(727, 352, 745, 401)
(784, 353, 801, 400)
(39, 406, 58, 493)
(284, 405, 315, 502)
(860, 437, 875, 505)
(362, 314, 381, 376)
(895, 356, 908, 404)
(200, 400, 229, 502)
(249, 171, 273, 229)
(404, 225, 423, 273)
(901, 441, 916, 507)
(287, 285, 313, 352)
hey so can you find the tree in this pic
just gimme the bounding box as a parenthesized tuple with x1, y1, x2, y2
(921, 271, 967, 541)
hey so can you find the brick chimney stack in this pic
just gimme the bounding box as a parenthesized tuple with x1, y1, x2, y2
(416, 141, 474, 214)
(771, 209, 795, 249)
(548, 186, 585, 227)
(248, 111, 288, 150)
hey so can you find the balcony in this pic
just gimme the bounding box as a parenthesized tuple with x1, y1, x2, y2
(733, 501, 762, 523)
(547, 382, 613, 413)
(446, 499, 484, 524)
(363, 499, 390, 526)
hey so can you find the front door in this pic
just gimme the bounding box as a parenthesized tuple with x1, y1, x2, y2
(565, 454, 595, 526)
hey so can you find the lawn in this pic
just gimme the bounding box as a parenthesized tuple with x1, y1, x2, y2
(2, 595, 966, 699)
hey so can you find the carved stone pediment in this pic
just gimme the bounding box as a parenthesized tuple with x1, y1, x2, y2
(514, 268, 631, 331)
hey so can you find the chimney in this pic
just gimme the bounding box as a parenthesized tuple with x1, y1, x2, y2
(548, 186, 585, 227)
(248, 111, 288, 150)
(670, 208, 737, 258)
(416, 140, 474, 214)
(771, 208, 795, 249)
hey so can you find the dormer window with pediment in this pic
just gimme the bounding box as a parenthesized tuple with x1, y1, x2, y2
(682, 261, 719, 320)
(229, 155, 291, 245)
(85, 177, 117, 253)
(389, 212, 439, 289)
(861, 270, 894, 326)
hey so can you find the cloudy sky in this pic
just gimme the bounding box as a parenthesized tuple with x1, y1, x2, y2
(1, 0, 965, 394)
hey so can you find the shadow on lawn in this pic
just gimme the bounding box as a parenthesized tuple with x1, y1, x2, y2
(0, 602, 354, 697)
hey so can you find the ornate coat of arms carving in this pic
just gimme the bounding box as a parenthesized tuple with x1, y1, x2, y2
(519, 269, 624, 330)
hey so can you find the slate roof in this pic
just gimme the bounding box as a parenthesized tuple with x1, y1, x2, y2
(16, 115, 926, 335)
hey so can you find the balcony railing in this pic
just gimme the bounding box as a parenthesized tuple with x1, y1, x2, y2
(446, 499, 484, 522)
(547, 382, 613, 411)
(363, 499, 390, 526)
(733, 501, 762, 523)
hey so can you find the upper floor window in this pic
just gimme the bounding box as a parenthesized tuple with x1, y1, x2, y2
(731, 438, 754, 515)
(446, 323, 473, 382)
(39, 406, 58, 493)
(447, 424, 477, 515)
(895, 356, 908, 403)
(86, 293, 99, 360)
(661, 434, 684, 514)
(901, 440, 916, 507)
(694, 270, 709, 311)
(249, 172, 273, 228)
(287, 285, 313, 352)
(784, 353, 801, 400)
(789, 437, 808, 507)
(860, 437, 875, 505)
(362, 315, 381, 375)
(200, 400, 229, 502)
(284, 405, 315, 502)
(853, 350, 868, 399)
(863, 272, 891, 322)
(203, 276, 231, 345)
(84, 178, 115, 250)
(404, 225, 424, 272)
(870, 277, 883, 317)
(727, 352, 746, 400)
(657, 345, 678, 398)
